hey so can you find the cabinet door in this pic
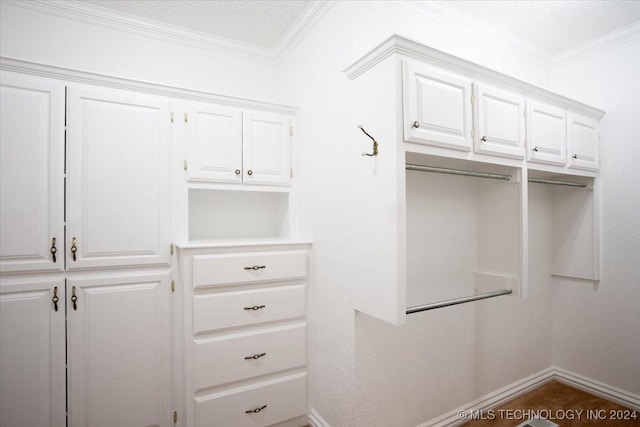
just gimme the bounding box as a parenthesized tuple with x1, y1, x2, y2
(567, 113, 599, 171)
(242, 111, 291, 185)
(0, 276, 66, 427)
(475, 83, 525, 159)
(526, 101, 567, 165)
(187, 102, 243, 183)
(66, 86, 171, 269)
(0, 73, 65, 273)
(403, 61, 473, 151)
(67, 271, 172, 427)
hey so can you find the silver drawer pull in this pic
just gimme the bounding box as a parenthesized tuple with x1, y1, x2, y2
(245, 405, 267, 414)
(244, 265, 266, 271)
(244, 305, 266, 311)
(244, 352, 266, 360)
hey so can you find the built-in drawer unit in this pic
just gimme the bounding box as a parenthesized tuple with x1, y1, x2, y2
(194, 374, 307, 427)
(177, 242, 311, 427)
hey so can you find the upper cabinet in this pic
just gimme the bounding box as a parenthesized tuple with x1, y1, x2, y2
(403, 61, 473, 151)
(526, 100, 567, 166)
(186, 103, 291, 186)
(567, 113, 599, 171)
(474, 83, 526, 159)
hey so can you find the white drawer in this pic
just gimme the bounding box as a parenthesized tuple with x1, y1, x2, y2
(192, 251, 306, 288)
(194, 324, 306, 390)
(193, 285, 306, 333)
(195, 374, 307, 427)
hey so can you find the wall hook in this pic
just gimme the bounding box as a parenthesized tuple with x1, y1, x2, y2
(358, 125, 379, 157)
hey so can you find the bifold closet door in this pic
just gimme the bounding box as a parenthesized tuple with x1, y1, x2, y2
(0, 276, 66, 427)
(0, 72, 65, 273)
(65, 86, 171, 270)
(66, 271, 173, 427)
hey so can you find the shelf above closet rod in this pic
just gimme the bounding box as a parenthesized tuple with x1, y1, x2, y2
(406, 164, 512, 181)
(406, 288, 513, 315)
(527, 177, 587, 188)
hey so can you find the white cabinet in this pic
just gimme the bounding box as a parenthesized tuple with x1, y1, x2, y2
(177, 243, 310, 427)
(186, 103, 291, 186)
(474, 83, 526, 159)
(66, 86, 171, 269)
(0, 276, 66, 427)
(0, 74, 65, 273)
(567, 113, 599, 171)
(403, 61, 473, 151)
(67, 271, 172, 427)
(526, 100, 567, 165)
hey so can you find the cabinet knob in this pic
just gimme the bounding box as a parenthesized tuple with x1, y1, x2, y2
(481, 136, 487, 142)
(533, 146, 539, 152)
(412, 121, 420, 128)
(247, 170, 253, 176)
(572, 154, 578, 159)
(235, 169, 241, 175)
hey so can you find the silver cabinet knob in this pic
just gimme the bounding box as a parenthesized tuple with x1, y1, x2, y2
(247, 170, 253, 176)
(235, 169, 241, 175)
(412, 121, 420, 128)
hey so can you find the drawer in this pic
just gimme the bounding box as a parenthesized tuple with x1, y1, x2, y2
(193, 285, 306, 333)
(195, 374, 306, 427)
(192, 251, 306, 288)
(194, 324, 306, 390)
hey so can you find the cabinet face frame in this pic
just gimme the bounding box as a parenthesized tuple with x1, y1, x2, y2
(403, 61, 473, 151)
(526, 100, 567, 166)
(474, 83, 526, 159)
(567, 113, 599, 171)
(0, 73, 65, 273)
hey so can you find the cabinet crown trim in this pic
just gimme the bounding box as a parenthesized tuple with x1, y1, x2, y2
(0, 56, 297, 116)
(343, 34, 605, 120)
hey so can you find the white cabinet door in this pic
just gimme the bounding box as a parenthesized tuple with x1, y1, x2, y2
(67, 271, 172, 427)
(0, 276, 66, 427)
(526, 101, 567, 165)
(0, 73, 65, 273)
(187, 102, 243, 183)
(66, 87, 171, 269)
(567, 113, 599, 171)
(403, 61, 473, 151)
(475, 83, 525, 159)
(243, 111, 291, 185)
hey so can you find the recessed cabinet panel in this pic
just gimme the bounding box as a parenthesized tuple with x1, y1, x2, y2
(0, 74, 65, 273)
(403, 61, 473, 151)
(526, 101, 567, 165)
(67, 272, 172, 427)
(567, 113, 599, 171)
(187, 103, 243, 183)
(66, 87, 171, 269)
(475, 84, 525, 159)
(243, 111, 291, 185)
(0, 277, 66, 427)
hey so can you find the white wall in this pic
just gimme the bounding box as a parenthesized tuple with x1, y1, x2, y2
(279, 2, 556, 425)
(549, 36, 640, 395)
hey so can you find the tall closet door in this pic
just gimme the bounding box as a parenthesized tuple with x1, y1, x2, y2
(243, 111, 291, 185)
(67, 271, 172, 427)
(0, 73, 65, 273)
(0, 276, 66, 427)
(66, 87, 171, 269)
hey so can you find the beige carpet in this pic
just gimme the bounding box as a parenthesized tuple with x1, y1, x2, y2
(462, 380, 639, 426)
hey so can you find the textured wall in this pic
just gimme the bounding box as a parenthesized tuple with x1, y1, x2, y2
(549, 36, 640, 394)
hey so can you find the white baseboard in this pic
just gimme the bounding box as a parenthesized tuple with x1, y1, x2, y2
(308, 366, 640, 427)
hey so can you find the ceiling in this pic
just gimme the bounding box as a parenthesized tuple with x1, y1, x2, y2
(81, 0, 640, 56)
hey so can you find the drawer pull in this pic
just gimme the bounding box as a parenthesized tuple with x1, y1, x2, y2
(244, 265, 266, 271)
(245, 405, 267, 414)
(244, 352, 266, 360)
(244, 305, 266, 311)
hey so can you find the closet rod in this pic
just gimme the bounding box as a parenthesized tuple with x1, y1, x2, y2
(527, 177, 587, 188)
(406, 164, 512, 181)
(406, 288, 513, 315)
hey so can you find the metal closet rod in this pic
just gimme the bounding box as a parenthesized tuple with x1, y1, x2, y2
(406, 288, 513, 315)
(527, 177, 587, 188)
(405, 164, 512, 181)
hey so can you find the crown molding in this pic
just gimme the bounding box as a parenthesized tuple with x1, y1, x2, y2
(3, 0, 332, 64)
(553, 21, 640, 67)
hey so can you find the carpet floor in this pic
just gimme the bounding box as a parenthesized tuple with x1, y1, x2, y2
(461, 380, 639, 426)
